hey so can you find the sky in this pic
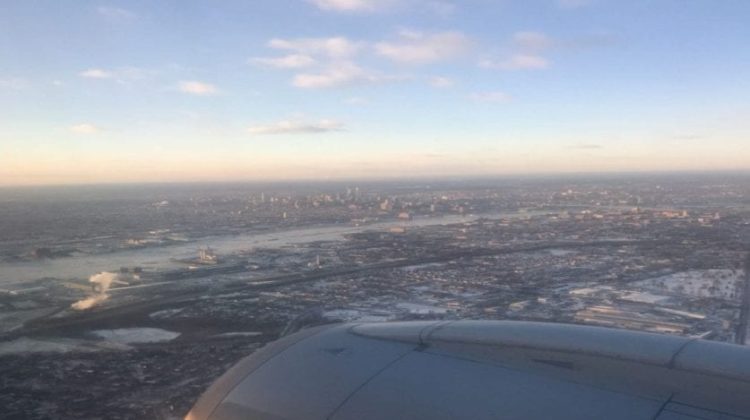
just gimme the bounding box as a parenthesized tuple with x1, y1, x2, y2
(1, 0, 749, 185)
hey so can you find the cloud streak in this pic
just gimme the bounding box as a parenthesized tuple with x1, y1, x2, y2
(80, 68, 113, 79)
(513, 31, 555, 51)
(256, 30, 472, 89)
(429, 76, 454, 88)
(344, 96, 370, 105)
(479, 31, 555, 72)
(247, 119, 344, 135)
(79, 67, 154, 83)
(70, 123, 100, 134)
(479, 54, 550, 70)
(251, 54, 316, 69)
(178, 80, 219, 96)
(307, 0, 454, 15)
(269, 37, 363, 58)
(0, 78, 28, 89)
(292, 61, 398, 89)
(308, 0, 381, 12)
(375, 30, 471, 64)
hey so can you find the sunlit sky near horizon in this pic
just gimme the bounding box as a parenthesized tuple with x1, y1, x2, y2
(1, 0, 749, 185)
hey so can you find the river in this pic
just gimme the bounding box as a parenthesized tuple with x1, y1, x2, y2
(0, 210, 550, 287)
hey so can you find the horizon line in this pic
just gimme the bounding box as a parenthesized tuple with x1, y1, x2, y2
(2, 168, 750, 189)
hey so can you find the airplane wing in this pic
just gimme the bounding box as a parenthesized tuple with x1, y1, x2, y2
(186, 321, 750, 420)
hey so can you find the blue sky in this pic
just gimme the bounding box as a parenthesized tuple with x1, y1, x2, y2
(1, 0, 749, 185)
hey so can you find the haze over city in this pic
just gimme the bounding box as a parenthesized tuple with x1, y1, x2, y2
(4, 2, 750, 418)
(2, 0, 749, 185)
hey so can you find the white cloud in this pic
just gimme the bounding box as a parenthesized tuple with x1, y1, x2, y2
(375, 30, 471, 64)
(247, 119, 344, 135)
(260, 36, 403, 89)
(307, 0, 381, 12)
(507, 54, 549, 69)
(429, 76, 454, 88)
(251, 54, 316, 69)
(97, 6, 136, 20)
(80, 68, 113, 79)
(469, 91, 512, 103)
(79, 67, 153, 83)
(292, 61, 395, 89)
(0, 78, 28, 89)
(178, 81, 219, 96)
(479, 54, 550, 70)
(69, 123, 100, 134)
(269, 37, 363, 58)
(308, 0, 455, 15)
(479, 31, 553, 72)
(513, 31, 554, 51)
(344, 97, 370, 105)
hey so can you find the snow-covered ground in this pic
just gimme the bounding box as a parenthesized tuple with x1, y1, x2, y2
(91, 328, 180, 344)
(396, 302, 449, 315)
(323, 309, 392, 323)
(618, 290, 671, 304)
(149, 308, 185, 320)
(634, 269, 745, 300)
(0, 337, 131, 355)
(569, 285, 614, 296)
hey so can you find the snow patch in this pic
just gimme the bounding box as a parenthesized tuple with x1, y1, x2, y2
(91, 328, 180, 344)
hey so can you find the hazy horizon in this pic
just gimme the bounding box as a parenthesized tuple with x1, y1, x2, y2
(2, 0, 749, 185)
(2, 168, 750, 191)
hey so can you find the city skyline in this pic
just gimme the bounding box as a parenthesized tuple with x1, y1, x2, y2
(2, 0, 749, 185)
